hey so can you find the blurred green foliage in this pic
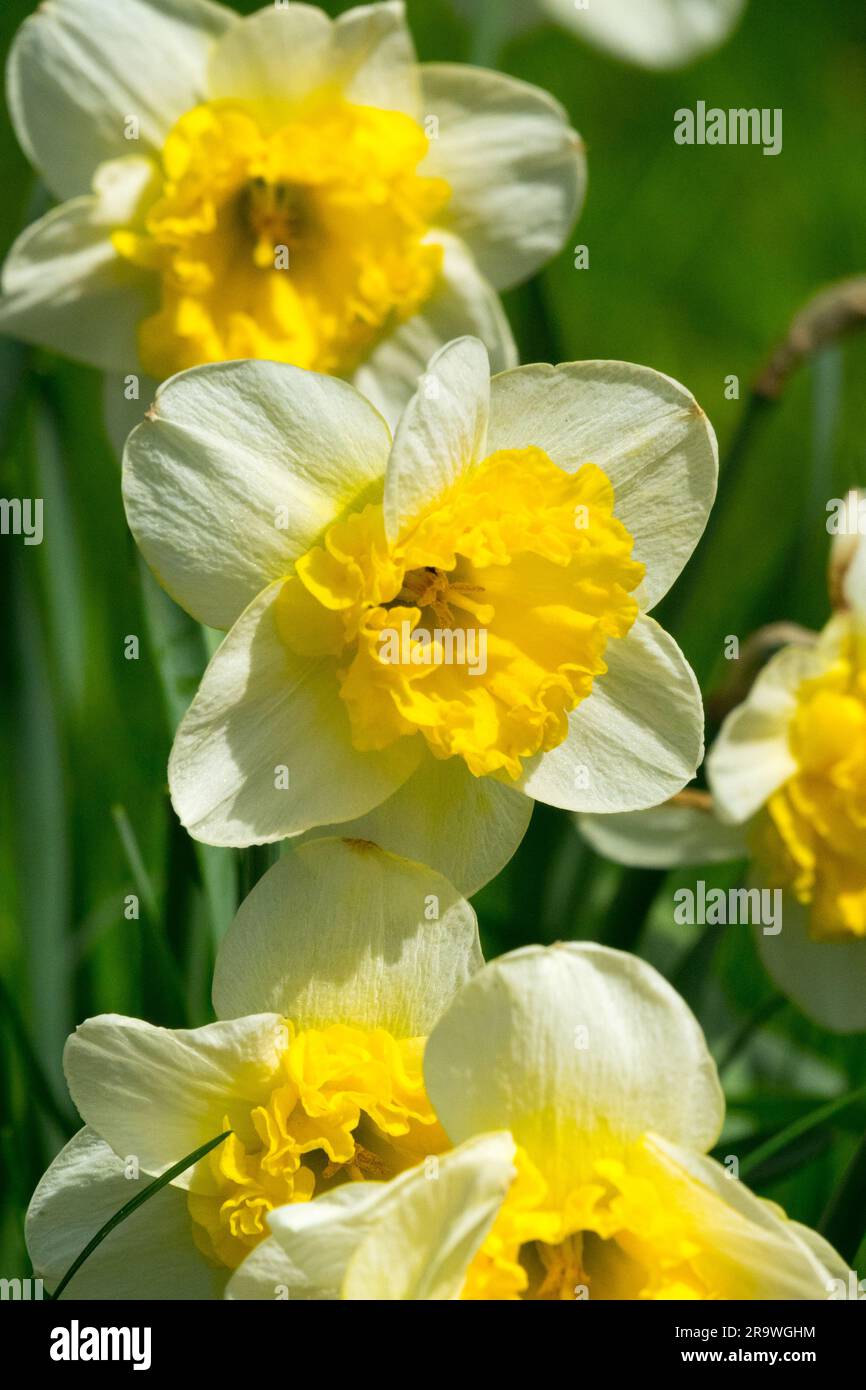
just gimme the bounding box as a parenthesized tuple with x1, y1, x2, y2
(1, 0, 865, 1282)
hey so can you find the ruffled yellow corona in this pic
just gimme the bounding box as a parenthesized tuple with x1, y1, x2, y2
(188, 1021, 442, 1268)
(278, 449, 643, 778)
(113, 98, 449, 379)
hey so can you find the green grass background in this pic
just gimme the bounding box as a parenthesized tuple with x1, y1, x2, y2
(1, 0, 865, 1284)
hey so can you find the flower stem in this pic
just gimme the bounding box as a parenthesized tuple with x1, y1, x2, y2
(470, 0, 508, 66)
(112, 803, 190, 1025)
(46, 1130, 231, 1301)
(240, 843, 278, 899)
(819, 1129, 866, 1263)
(601, 867, 664, 953)
(740, 1084, 866, 1183)
(716, 994, 786, 1077)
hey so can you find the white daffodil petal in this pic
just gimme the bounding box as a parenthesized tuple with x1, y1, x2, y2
(301, 751, 532, 898)
(212, 837, 482, 1034)
(788, 1220, 854, 1287)
(487, 361, 717, 611)
(208, 2, 419, 116)
(231, 1133, 514, 1300)
(706, 641, 829, 824)
(577, 800, 748, 868)
(63, 1013, 285, 1187)
(26, 1128, 224, 1300)
(425, 943, 724, 1206)
(224, 1233, 299, 1301)
(353, 232, 517, 428)
(384, 336, 490, 541)
(230, 1183, 389, 1300)
(518, 615, 704, 813)
(169, 582, 421, 846)
(642, 1135, 843, 1298)
(8, 0, 235, 201)
(421, 64, 584, 290)
(543, 0, 747, 71)
(207, 2, 330, 103)
(0, 196, 153, 373)
(331, 2, 421, 115)
(123, 360, 391, 631)
(343, 1132, 516, 1300)
(755, 901, 866, 1034)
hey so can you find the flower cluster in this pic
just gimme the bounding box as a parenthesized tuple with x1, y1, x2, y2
(3, 0, 852, 1305)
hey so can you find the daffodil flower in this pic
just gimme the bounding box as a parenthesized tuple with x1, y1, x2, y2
(228, 943, 848, 1300)
(0, 0, 586, 433)
(26, 839, 483, 1298)
(579, 498, 866, 1032)
(122, 336, 717, 894)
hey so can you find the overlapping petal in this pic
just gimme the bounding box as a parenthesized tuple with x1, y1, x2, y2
(212, 837, 482, 1035)
(628, 1134, 844, 1299)
(487, 361, 718, 612)
(27, 1128, 225, 1300)
(342, 1132, 515, 1299)
(300, 752, 532, 898)
(63, 1013, 286, 1187)
(227, 1132, 515, 1300)
(420, 64, 585, 289)
(425, 943, 724, 1207)
(577, 798, 748, 868)
(352, 233, 517, 427)
(7, 0, 235, 200)
(707, 637, 833, 824)
(384, 336, 490, 541)
(167, 582, 421, 845)
(517, 616, 704, 813)
(123, 359, 391, 631)
(0, 159, 158, 372)
(207, 1, 420, 118)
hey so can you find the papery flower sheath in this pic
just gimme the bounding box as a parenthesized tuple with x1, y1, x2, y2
(26, 839, 482, 1298)
(229, 942, 849, 1300)
(0, 0, 585, 426)
(122, 336, 718, 894)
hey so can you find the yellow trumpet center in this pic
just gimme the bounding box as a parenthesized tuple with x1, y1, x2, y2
(112, 95, 451, 380)
(755, 629, 866, 940)
(188, 1021, 444, 1270)
(276, 448, 644, 780)
(463, 1141, 768, 1301)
